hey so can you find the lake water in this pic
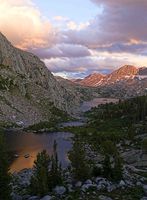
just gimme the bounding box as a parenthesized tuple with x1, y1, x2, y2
(6, 132, 73, 172)
(80, 98, 119, 112)
(6, 98, 118, 172)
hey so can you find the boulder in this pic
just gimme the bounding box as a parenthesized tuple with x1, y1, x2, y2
(99, 195, 113, 200)
(28, 196, 40, 200)
(96, 177, 110, 190)
(81, 183, 96, 192)
(75, 181, 82, 187)
(67, 184, 73, 192)
(143, 185, 147, 195)
(119, 180, 126, 187)
(54, 186, 66, 195)
(85, 179, 92, 184)
(107, 184, 117, 192)
(12, 194, 22, 200)
(40, 195, 52, 200)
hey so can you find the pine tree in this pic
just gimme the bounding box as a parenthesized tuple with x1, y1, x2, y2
(69, 135, 90, 181)
(49, 140, 62, 188)
(0, 131, 12, 200)
(30, 142, 62, 196)
(30, 150, 50, 196)
(103, 154, 112, 180)
(101, 140, 123, 181)
(113, 155, 123, 181)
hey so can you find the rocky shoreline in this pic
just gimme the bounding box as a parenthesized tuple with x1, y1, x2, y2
(11, 163, 147, 200)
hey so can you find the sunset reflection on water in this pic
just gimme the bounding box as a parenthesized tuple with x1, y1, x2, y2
(6, 132, 73, 173)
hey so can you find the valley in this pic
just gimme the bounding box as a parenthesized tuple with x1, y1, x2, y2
(4, 95, 147, 200)
(7, 97, 116, 172)
(0, 33, 147, 200)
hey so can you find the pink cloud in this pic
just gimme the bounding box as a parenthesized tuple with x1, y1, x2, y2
(0, 0, 57, 49)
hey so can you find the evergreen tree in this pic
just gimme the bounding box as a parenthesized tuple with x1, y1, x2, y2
(103, 154, 112, 180)
(113, 155, 123, 181)
(101, 140, 123, 181)
(30, 141, 62, 197)
(30, 150, 50, 196)
(0, 130, 12, 200)
(69, 135, 90, 181)
(49, 140, 62, 188)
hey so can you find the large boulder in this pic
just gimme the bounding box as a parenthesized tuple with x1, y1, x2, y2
(28, 196, 40, 200)
(40, 195, 52, 200)
(54, 186, 66, 195)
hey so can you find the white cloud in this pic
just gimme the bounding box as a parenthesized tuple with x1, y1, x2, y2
(0, 0, 57, 49)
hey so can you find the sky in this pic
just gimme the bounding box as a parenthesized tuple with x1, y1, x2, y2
(0, 0, 147, 78)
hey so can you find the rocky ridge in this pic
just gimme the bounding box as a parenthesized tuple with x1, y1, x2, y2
(72, 65, 147, 87)
(0, 32, 80, 127)
(66, 65, 147, 98)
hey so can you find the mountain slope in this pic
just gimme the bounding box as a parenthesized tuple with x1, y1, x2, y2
(74, 65, 140, 87)
(0, 32, 80, 127)
(69, 65, 147, 98)
(78, 73, 105, 86)
(101, 65, 139, 86)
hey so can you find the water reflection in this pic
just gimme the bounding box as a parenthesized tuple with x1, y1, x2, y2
(5, 132, 73, 172)
(80, 98, 119, 112)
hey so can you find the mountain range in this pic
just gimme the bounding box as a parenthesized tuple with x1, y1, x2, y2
(72, 65, 147, 87)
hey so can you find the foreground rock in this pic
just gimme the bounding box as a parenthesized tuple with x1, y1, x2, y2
(54, 186, 66, 196)
(40, 195, 52, 200)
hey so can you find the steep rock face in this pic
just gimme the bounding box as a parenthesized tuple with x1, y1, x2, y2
(55, 76, 101, 102)
(101, 65, 139, 85)
(78, 73, 105, 87)
(0, 33, 80, 126)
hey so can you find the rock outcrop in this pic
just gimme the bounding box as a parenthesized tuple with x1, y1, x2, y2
(0, 32, 80, 126)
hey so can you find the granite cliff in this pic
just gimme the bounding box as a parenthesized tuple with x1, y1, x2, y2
(0, 33, 80, 127)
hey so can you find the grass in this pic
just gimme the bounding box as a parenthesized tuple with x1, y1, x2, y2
(0, 121, 19, 129)
(24, 121, 58, 132)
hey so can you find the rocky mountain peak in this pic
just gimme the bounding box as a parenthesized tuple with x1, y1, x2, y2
(70, 65, 147, 93)
(112, 65, 139, 77)
(79, 73, 105, 86)
(138, 67, 147, 75)
(0, 33, 80, 126)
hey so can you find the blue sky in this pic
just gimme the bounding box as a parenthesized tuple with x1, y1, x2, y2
(33, 0, 99, 23)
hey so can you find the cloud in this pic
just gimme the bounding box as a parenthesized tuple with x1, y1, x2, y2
(44, 51, 147, 77)
(30, 43, 91, 59)
(0, 0, 57, 49)
(95, 42, 147, 55)
(1, 0, 147, 78)
(60, 0, 147, 49)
